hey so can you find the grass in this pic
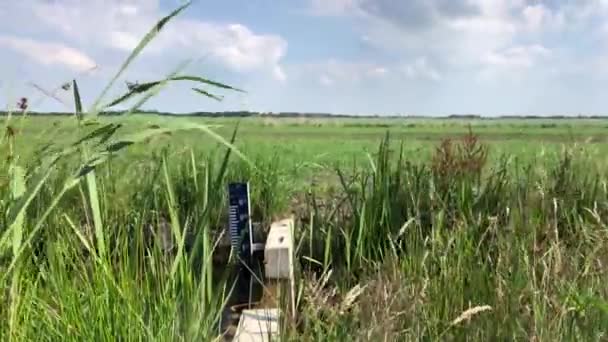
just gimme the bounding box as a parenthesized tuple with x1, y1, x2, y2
(2, 2, 608, 341)
(293, 136, 608, 340)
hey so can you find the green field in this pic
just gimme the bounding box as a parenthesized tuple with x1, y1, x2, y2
(2, 113, 608, 340)
(2, 5, 608, 341)
(5, 114, 608, 166)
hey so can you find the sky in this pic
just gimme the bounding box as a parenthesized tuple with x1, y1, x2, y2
(1, 0, 608, 116)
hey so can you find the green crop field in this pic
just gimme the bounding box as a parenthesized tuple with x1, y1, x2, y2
(2, 3, 608, 341)
(5, 114, 608, 168)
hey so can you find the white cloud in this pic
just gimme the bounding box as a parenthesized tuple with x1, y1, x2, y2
(309, 0, 606, 79)
(0, 35, 97, 71)
(180, 22, 287, 77)
(315, 0, 518, 72)
(482, 45, 551, 69)
(3, 0, 287, 81)
(522, 4, 564, 32)
(118, 4, 139, 16)
(303, 59, 389, 84)
(402, 57, 441, 81)
(523, 4, 548, 32)
(309, 0, 356, 15)
(368, 67, 388, 77)
(477, 44, 553, 83)
(109, 31, 140, 51)
(320, 74, 334, 86)
(297, 58, 444, 85)
(273, 65, 287, 82)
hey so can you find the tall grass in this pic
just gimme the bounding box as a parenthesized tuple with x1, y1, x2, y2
(294, 134, 608, 340)
(4, 97, 608, 342)
(0, 2, 248, 340)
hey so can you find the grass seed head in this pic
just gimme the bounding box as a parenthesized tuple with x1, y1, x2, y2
(450, 305, 493, 326)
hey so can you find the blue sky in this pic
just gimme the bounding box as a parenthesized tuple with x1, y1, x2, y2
(1, 0, 608, 116)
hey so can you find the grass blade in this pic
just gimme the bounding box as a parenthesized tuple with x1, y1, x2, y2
(73, 79, 83, 121)
(73, 79, 106, 260)
(86, 172, 105, 260)
(8, 165, 25, 255)
(170, 75, 244, 92)
(213, 121, 240, 188)
(103, 81, 159, 108)
(191, 88, 223, 101)
(89, 1, 191, 113)
(104, 74, 240, 108)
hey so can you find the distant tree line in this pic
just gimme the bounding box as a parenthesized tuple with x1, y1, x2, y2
(0, 110, 606, 119)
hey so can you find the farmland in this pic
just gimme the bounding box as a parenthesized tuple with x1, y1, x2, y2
(2, 113, 608, 340)
(6, 114, 608, 167)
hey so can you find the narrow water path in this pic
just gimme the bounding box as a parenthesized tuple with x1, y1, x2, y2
(217, 251, 266, 340)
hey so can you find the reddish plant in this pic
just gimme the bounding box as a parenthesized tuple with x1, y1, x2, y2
(431, 138, 457, 179)
(431, 126, 488, 181)
(17, 97, 28, 111)
(457, 126, 488, 176)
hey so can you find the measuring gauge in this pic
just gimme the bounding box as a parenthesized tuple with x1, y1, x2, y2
(228, 182, 253, 261)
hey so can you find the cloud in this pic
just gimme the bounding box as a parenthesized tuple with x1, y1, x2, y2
(109, 31, 140, 51)
(273, 65, 287, 82)
(522, 4, 565, 32)
(2, 0, 288, 81)
(402, 58, 441, 81)
(358, 0, 479, 30)
(177, 22, 287, 79)
(523, 4, 549, 31)
(292, 56, 447, 86)
(368, 67, 388, 77)
(297, 57, 445, 87)
(309, 0, 605, 77)
(482, 45, 551, 69)
(311, 0, 479, 22)
(319, 74, 334, 86)
(0, 35, 97, 71)
(309, 0, 356, 15)
(309, 0, 518, 73)
(297, 59, 389, 85)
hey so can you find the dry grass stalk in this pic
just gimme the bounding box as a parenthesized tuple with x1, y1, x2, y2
(450, 305, 492, 326)
(339, 284, 366, 314)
